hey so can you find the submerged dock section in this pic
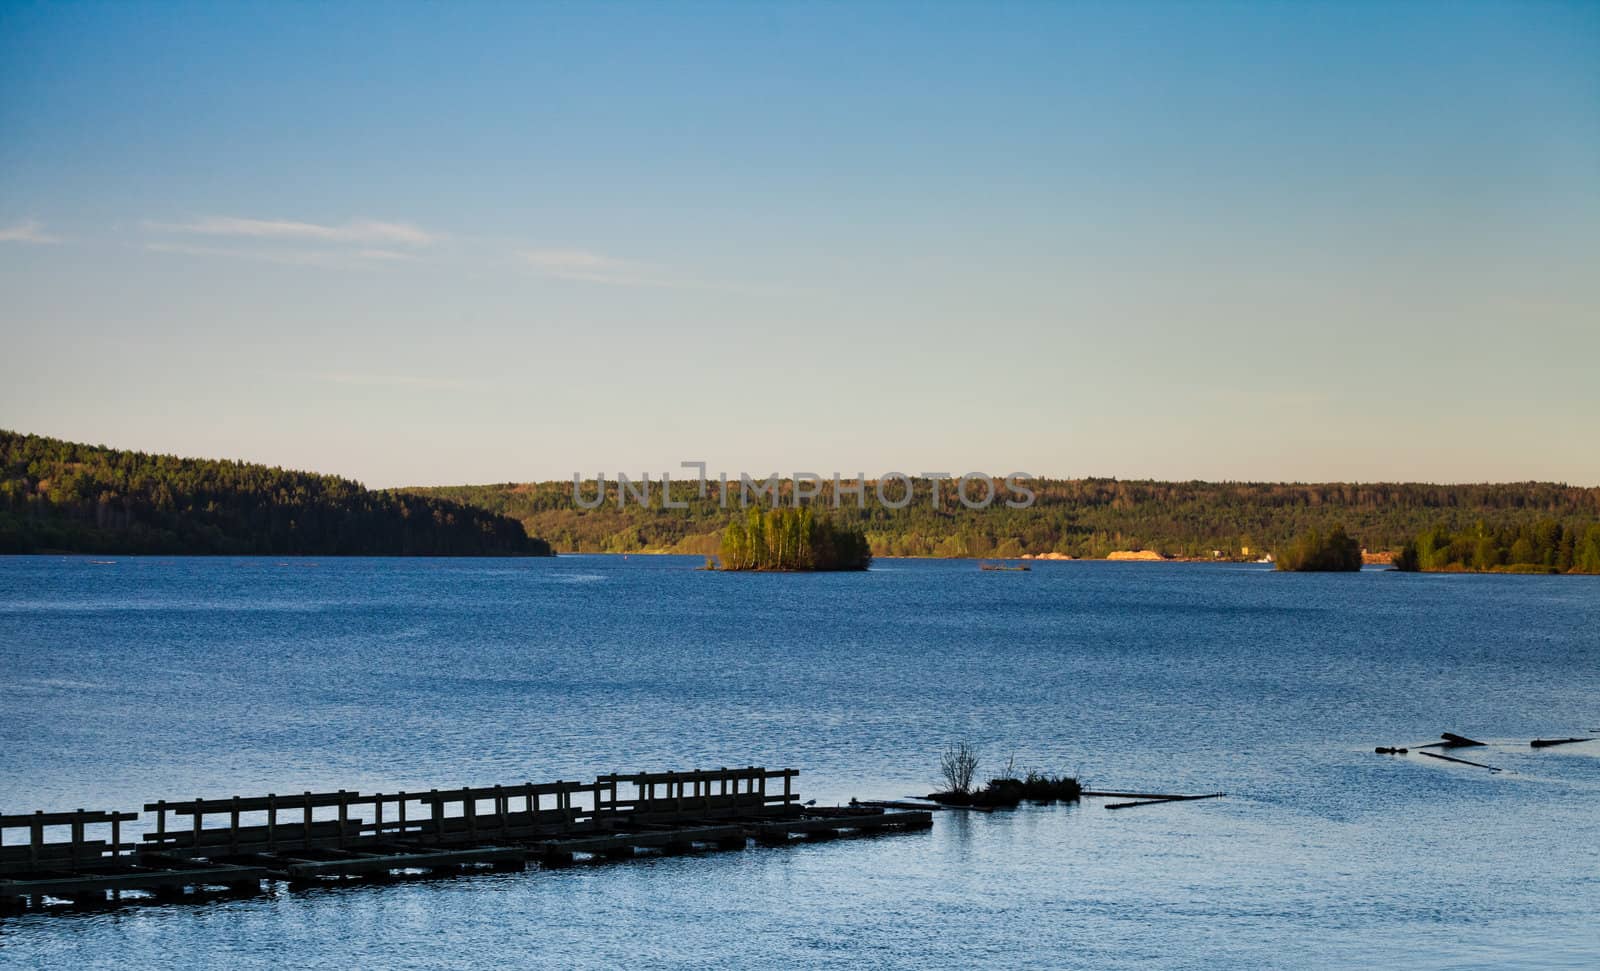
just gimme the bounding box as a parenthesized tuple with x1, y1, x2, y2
(1, 767, 930, 911)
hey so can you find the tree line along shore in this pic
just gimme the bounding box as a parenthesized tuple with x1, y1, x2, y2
(4, 431, 1597, 573)
(413, 477, 1600, 573)
(0, 430, 548, 556)
(410, 477, 1600, 561)
(1267, 520, 1600, 574)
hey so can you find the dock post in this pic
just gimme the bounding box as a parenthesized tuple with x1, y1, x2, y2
(541, 847, 574, 867)
(227, 876, 260, 895)
(70, 810, 84, 870)
(337, 791, 349, 848)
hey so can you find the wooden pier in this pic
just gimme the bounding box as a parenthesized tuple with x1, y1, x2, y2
(2, 767, 930, 911)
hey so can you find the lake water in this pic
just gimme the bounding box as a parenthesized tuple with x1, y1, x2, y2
(1, 555, 1597, 969)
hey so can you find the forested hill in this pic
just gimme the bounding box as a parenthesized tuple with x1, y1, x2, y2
(407, 478, 1600, 559)
(0, 431, 550, 556)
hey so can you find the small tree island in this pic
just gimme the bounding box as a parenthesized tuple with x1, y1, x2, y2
(1274, 524, 1363, 572)
(715, 508, 871, 571)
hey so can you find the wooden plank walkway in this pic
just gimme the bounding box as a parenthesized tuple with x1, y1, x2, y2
(2, 809, 268, 905)
(3, 766, 931, 911)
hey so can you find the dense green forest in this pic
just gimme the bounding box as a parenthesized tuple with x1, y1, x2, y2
(1275, 524, 1363, 572)
(9, 433, 1596, 567)
(0, 431, 550, 556)
(1394, 521, 1600, 574)
(717, 508, 871, 571)
(409, 477, 1600, 561)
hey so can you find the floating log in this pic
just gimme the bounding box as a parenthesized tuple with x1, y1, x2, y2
(1420, 751, 1501, 772)
(1440, 733, 1486, 747)
(919, 794, 998, 812)
(925, 802, 996, 813)
(1104, 793, 1226, 810)
(1081, 790, 1195, 799)
(1374, 747, 1409, 755)
(851, 800, 946, 812)
(1530, 737, 1592, 748)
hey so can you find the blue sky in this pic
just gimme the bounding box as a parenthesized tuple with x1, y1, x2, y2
(2, 0, 1597, 486)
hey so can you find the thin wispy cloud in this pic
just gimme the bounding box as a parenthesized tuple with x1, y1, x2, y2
(519, 246, 796, 296)
(0, 220, 62, 244)
(156, 216, 438, 245)
(142, 241, 409, 268)
(519, 248, 698, 289)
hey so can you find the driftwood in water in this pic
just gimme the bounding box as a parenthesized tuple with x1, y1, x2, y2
(851, 800, 947, 812)
(1374, 747, 1409, 755)
(1421, 751, 1501, 772)
(1440, 733, 1486, 747)
(1104, 793, 1226, 810)
(1530, 737, 1592, 749)
(1082, 790, 1196, 799)
(919, 795, 996, 812)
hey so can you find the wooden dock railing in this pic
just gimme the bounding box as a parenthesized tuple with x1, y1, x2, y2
(139, 769, 797, 859)
(144, 791, 366, 857)
(1, 810, 138, 873)
(413, 781, 589, 843)
(594, 767, 799, 818)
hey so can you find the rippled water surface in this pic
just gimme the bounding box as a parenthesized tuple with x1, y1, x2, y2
(1, 555, 1597, 969)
